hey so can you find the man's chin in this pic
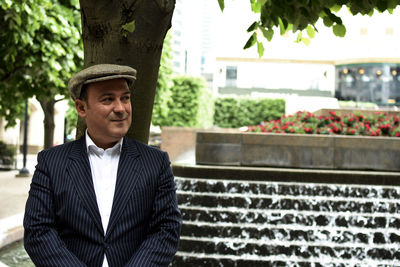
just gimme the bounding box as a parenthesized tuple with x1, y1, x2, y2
(111, 128, 129, 139)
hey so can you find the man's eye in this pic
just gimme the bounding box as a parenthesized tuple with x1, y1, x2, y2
(122, 96, 130, 101)
(102, 97, 113, 102)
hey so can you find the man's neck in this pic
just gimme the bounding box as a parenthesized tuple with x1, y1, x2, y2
(86, 130, 121, 150)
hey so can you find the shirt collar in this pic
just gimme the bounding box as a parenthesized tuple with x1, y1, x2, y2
(85, 129, 123, 154)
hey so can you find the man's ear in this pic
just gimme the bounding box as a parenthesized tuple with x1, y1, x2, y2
(75, 99, 87, 118)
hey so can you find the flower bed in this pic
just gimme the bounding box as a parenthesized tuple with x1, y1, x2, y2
(247, 111, 400, 137)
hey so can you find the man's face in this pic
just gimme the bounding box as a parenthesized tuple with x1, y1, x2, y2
(75, 78, 132, 149)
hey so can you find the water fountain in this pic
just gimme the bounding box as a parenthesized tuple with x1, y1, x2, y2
(172, 164, 400, 266)
(0, 240, 32, 267)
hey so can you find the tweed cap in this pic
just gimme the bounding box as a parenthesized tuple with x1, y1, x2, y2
(68, 64, 137, 100)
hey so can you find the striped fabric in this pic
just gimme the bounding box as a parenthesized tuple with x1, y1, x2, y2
(23, 136, 182, 267)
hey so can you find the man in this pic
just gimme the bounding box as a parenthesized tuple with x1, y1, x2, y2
(23, 64, 182, 267)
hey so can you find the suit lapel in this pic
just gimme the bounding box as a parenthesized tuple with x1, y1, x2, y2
(106, 137, 141, 237)
(67, 137, 104, 235)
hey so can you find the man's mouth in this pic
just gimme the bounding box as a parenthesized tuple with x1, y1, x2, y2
(111, 118, 127, 122)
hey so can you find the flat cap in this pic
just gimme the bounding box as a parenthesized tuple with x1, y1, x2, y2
(68, 64, 137, 100)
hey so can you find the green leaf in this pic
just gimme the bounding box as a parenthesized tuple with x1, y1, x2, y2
(257, 41, 264, 57)
(251, 0, 267, 13)
(306, 25, 315, 38)
(250, 0, 261, 13)
(261, 27, 274, 41)
(331, 4, 342, 12)
(323, 16, 333, 27)
(247, 22, 258, 32)
(368, 9, 374, 16)
(333, 24, 346, 37)
(122, 20, 136, 33)
(278, 18, 286, 35)
(302, 37, 310, 46)
(23, 3, 32, 14)
(14, 14, 22, 26)
(218, 0, 224, 12)
(295, 32, 302, 43)
(243, 32, 257, 49)
(3, 0, 12, 9)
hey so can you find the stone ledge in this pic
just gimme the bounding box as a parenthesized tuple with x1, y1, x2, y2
(172, 163, 400, 186)
(195, 132, 400, 171)
(0, 213, 24, 250)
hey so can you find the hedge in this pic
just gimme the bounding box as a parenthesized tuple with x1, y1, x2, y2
(160, 75, 213, 127)
(214, 97, 285, 128)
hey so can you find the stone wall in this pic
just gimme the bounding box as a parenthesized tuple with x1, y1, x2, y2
(196, 132, 400, 171)
(161, 127, 240, 162)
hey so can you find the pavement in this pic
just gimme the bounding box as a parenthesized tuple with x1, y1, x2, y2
(0, 154, 36, 252)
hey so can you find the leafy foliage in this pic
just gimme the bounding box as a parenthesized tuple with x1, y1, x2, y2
(218, 0, 400, 56)
(163, 76, 213, 127)
(214, 97, 285, 128)
(0, 0, 83, 127)
(152, 33, 173, 126)
(0, 140, 15, 168)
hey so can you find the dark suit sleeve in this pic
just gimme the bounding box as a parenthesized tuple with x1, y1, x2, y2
(124, 151, 182, 267)
(23, 151, 86, 267)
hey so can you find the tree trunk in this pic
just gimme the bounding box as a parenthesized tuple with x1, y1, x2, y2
(38, 98, 56, 149)
(77, 0, 175, 143)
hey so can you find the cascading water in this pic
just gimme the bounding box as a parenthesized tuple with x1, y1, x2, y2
(173, 177, 400, 266)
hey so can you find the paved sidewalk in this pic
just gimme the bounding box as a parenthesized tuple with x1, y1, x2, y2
(0, 154, 37, 253)
(0, 170, 32, 252)
(0, 170, 32, 220)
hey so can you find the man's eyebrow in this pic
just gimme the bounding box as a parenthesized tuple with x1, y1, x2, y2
(98, 90, 130, 98)
(99, 93, 114, 98)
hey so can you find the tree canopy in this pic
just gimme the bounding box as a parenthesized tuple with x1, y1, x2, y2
(218, 0, 400, 56)
(0, 0, 83, 127)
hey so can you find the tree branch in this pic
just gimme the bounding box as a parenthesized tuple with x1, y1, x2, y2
(55, 97, 67, 103)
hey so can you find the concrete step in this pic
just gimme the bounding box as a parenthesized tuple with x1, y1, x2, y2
(172, 255, 287, 267)
(175, 177, 400, 199)
(180, 222, 400, 245)
(178, 193, 400, 213)
(179, 206, 399, 228)
(177, 238, 400, 260)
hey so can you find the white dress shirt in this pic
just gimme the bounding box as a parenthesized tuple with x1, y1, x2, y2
(86, 132, 122, 267)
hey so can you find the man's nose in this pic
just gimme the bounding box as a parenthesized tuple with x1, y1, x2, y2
(113, 99, 125, 113)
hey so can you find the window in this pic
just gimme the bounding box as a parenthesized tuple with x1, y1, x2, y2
(225, 66, 237, 87)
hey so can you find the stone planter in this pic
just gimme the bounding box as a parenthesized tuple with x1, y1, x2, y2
(195, 131, 400, 171)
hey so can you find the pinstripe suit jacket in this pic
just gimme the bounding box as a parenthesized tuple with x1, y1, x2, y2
(23, 136, 182, 267)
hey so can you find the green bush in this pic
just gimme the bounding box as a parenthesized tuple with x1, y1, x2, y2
(152, 33, 173, 126)
(0, 140, 15, 168)
(214, 97, 285, 128)
(163, 75, 213, 127)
